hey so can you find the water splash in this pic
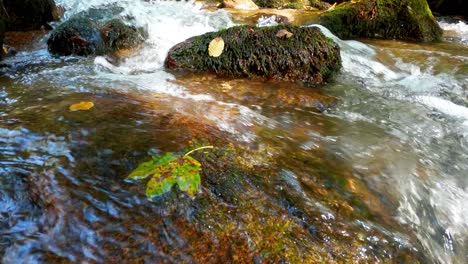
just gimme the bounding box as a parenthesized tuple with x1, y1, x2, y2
(439, 20, 468, 45)
(312, 23, 468, 263)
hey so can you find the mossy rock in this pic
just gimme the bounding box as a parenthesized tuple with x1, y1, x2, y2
(320, 0, 443, 42)
(100, 19, 147, 51)
(47, 17, 106, 56)
(47, 16, 146, 56)
(165, 25, 341, 85)
(253, 0, 305, 9)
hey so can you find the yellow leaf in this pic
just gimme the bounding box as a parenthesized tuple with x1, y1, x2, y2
(208, 37, 224, 57)
(69, 101, 94, 111)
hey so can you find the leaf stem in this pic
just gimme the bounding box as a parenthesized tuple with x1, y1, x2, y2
(184, 146, 214, 157)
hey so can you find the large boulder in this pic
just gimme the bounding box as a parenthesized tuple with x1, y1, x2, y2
(47, 17, 146, 56)
(427, 0, 468, 17)
(320, 0, 443, 42)
(165, 25, 341, 84)
(3, 0, 58, 30)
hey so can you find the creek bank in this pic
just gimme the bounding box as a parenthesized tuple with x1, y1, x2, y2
(320, 0, 443, 42)
(165, 25, 341, 84)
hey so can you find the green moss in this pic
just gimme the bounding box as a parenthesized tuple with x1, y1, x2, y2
(253, 0, 305, 9)
(101, 19, 146, 51)
(165, 25, 341, 84)
(320, 0, 442, 42)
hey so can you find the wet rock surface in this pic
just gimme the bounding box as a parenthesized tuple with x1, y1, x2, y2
(0, 88, 426, 262)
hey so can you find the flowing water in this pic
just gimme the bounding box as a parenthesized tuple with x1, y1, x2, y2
(1, 0, 467, 263)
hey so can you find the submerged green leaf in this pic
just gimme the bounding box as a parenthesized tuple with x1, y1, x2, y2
(128, 152, 203, 198)
(126, 152, 176, 180)
(145, 156, 201, 198)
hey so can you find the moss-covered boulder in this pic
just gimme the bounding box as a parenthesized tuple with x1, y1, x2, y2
(320, 0, 443, 42)
(165, 25, 341, 84)
(47, 17, 146, 56)
(3, 0, 58, 30)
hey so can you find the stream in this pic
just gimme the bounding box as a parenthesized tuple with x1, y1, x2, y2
(1, 0, 467, 263)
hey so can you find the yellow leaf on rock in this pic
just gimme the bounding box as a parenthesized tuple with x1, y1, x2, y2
(208, 37, 224, 57)
(69, 101, 94, 111)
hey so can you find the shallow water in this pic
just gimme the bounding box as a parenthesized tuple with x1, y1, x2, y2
(1, 1, 467, 263)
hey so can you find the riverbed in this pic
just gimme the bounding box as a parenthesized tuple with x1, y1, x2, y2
(1, 1, 467, 263)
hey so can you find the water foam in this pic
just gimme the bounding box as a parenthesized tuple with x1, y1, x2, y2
(439, 20, 468, 45)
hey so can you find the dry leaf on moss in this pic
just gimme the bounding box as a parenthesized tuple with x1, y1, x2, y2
(208, 37, 224, 57)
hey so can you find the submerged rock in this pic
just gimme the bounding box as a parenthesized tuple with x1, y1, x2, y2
(47, 16, 146, 56)
(165, 25, 341, 84)
(320, 0, 443, 42)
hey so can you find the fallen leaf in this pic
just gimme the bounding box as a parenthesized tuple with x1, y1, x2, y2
(127, 152, 202, 198)
(276, 29, 293, 39)
(69, 101, 94, 111)
(208, 37, 225, 57)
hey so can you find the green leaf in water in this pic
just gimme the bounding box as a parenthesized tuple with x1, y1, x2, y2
(145, 156, 201, 198)
(127, 147, 211, 199)
(127, 152, 175, 180)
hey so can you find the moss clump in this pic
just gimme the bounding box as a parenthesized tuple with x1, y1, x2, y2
(100, 19, 146, 51)
(320, 0, 443, 42)
(253, 0, 305, 9)
(165, 25, 341, 85)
